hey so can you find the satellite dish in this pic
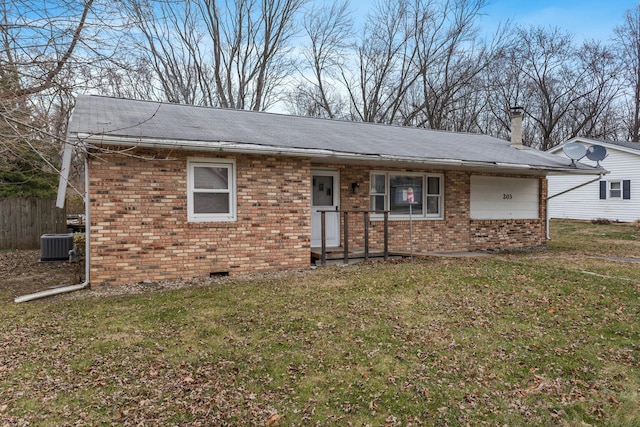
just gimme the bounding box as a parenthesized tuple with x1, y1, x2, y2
(563, 142, 587, 167)
(563, 142, 587, 160)
(586, 145, 607, 166)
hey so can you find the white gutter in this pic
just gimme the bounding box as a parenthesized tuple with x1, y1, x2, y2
(77, 134, 603, 176)
(545, 173, 606, 240)
(15, 156, 91, 303)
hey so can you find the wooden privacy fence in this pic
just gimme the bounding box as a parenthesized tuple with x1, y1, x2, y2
(0, 198, 67, 250)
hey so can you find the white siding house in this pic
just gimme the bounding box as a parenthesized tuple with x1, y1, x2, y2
(547, 138, 640, 222)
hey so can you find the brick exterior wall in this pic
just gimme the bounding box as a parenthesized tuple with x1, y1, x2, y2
(469, 176, 547, 250)
(321, 164, 547, 253)
(334, 165, 472, 252)
(89, 150, 311, 285)
(88, 149, 547, 286)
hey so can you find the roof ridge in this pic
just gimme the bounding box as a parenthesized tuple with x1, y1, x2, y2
(77, 94, 495, 139)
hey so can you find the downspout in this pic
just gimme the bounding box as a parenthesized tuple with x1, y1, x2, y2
(545, 173, 605, 240)
(15, 156, 91, 303)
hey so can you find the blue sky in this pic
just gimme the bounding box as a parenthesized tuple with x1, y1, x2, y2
(479, 0, 636, 41)
(349, 0, 637, 42)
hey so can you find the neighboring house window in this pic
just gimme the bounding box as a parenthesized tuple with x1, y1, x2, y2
(187, 158, 236, 222)
(599, 180, 631, 200)
(610, 181, 621, 198)
(370, 172, 443, 219)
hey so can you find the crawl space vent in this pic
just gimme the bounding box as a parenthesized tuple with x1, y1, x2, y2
(210, 271, 229, 278)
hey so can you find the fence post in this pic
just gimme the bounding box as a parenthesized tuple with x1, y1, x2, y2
(383, 211, 389, 260)
(321, 211, 326, 266)
(343, 211, 349, 265)
(364, 211, 369, 261)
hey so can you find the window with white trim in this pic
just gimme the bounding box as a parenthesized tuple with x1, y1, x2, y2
(599, 180, 631, 200)
(370, 172, 443, 219)
(609, 181, 621, 198)
(187, 158, 236, 222)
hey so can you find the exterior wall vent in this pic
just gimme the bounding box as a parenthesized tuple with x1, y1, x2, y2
(40, 234, 74, 262)
(210, 271, 229, 278)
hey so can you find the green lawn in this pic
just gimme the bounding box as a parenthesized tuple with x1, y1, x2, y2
(1, 220, 639, 426)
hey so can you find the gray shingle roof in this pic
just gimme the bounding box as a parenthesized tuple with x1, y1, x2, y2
(68, 95, 601, 175)
(605, 140, 640, 152)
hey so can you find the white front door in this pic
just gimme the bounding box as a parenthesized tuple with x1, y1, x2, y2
(311, 170, 340, 247)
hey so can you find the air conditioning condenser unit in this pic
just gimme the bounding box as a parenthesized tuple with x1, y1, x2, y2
(40, 234, 74, 262)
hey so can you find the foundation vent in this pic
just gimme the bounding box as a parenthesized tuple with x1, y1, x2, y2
(210, 271, 229, 278)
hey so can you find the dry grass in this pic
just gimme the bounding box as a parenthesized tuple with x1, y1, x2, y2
(0, 220, 638, 426)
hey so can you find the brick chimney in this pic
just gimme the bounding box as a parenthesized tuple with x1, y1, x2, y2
(510, 107, 524, 149)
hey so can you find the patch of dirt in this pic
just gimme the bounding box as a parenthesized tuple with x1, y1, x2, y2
(1, 249, 318, 302)
(62, 268, 317, 301)
(0, 250, 84, 302)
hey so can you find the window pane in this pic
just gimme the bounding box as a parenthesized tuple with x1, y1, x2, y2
(313, 176, 334, 206)
(371, 195, 385, 211)
(427, 195, 440, 214)
(371, 174, 386, 194)
(194, 166, 228, 190)
(610, 181, 621, 198)
(389, 175, 423, 215)
(427, 176, 440, 194)
(194, 193, 229, 213)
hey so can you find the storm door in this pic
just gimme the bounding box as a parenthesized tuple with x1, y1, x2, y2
(311, 170, 340, 247)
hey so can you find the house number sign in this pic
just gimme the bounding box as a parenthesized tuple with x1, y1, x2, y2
(503, 194, 513, 200)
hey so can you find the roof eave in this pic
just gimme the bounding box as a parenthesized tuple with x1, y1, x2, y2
(72, 133, 605, 175)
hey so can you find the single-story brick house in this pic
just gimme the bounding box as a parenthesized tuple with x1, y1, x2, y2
(61, 96, 601, 286)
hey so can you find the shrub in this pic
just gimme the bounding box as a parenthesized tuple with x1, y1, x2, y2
(73, 233, 86, 257)
(591, 218, 611, 225)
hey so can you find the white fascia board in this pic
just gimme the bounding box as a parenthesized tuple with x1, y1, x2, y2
(74, 133, 604, 175)
(545, 167, 609, 176)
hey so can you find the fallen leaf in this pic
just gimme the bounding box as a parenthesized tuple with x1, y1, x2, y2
(266, 412, 280, 426)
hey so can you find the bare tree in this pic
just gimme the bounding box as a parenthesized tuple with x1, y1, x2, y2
(567, 40, 621, 141)
(122, 0, 216, 106)
(484, 26, 620, 150)
(287, 0, 353, 118)
(404, 0, 490, 131)
(343, 0, 420, 123)
(0, 0, 97, 196)
(1, 0, 95, 99)
(335, 0, 490, 129)
(614, 4, 640, 142)
(122, 0, 307, 111)
(92, 58, 161, 101)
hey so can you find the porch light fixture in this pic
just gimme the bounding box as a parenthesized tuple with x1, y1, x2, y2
(351, 182, 360, 194)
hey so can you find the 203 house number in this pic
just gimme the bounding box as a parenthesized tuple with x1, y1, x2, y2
(503, 194, 513, 200)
